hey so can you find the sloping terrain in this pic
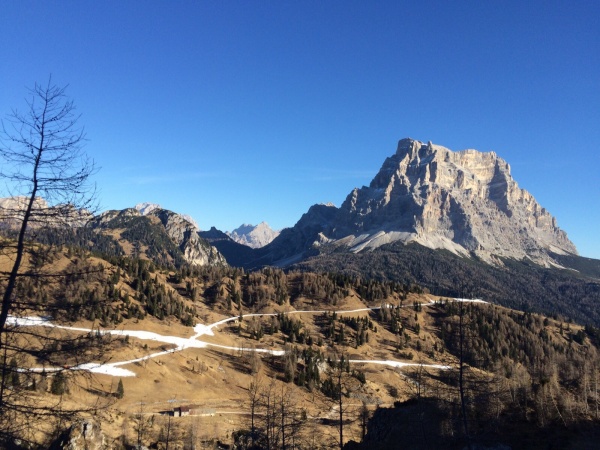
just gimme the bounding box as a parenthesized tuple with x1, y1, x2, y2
(2, 241, 600, 448)
(293, 241, 600, 328)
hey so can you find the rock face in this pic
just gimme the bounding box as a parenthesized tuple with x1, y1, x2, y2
(256, 204, 338, 266)
(250, 138, 576, 267)
(50, 419, 106, 450)
(134, 202, 161, 216)
(199, 226, 258, 268)
(0, 196, 49, 228)
(93, 207, 226, 267)
(149, 208, 226, 266)
(228, 222, 280, 248)
(330, 138, 576, 264)
(0, 196, 91, 228)
(135, 202, 200, 231)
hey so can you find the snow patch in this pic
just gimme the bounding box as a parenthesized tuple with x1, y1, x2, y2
(135, 202, 161, 215)
(350, 360, 451, 370)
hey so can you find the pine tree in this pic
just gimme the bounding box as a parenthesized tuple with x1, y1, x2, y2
(50, 372, 67, 395)
(116, 378, 125, 399)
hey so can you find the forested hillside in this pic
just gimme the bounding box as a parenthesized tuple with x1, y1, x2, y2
(2, 236, 600, 448)
(293, 241, 600, 328)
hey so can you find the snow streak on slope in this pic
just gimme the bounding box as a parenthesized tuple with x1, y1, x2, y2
(9, 298, 485, 377)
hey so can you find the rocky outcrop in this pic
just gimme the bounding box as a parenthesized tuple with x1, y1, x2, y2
(0, 196, 92, 228)
(149, 209, 226, 266)
(134, 202, 161, 216)
(92, 207, 227, 267)
(228, 222, 280, 248)
(135, 202, 200, 230)
(0, 196, 48, 228)
(49, 419, 106, 450)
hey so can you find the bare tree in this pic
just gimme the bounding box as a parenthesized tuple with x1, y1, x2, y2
(261, 381, 279, 450)
(277, 382, 306, 450)
(247, 372, 264, 448)
(322, 352, 363, 449)
(132, 401, 154, 448)
(0, 78, 100, 447)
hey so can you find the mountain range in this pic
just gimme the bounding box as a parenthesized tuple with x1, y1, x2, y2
(3, 138, 578, 268)
(202, 138, 599, 325)
(2, 138, 598, 325)
(3, 137, 600, 448)
(206, 138, 578, 267)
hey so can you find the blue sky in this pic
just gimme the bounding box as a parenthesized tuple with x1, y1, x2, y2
(1, 1, 599, 258)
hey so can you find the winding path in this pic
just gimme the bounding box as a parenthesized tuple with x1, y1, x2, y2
(8, 298, 486, 377)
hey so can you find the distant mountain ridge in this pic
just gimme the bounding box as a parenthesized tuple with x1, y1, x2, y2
(227, 222, 280, 248)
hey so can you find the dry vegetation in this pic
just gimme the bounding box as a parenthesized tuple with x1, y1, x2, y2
(2, 242, 600, 449)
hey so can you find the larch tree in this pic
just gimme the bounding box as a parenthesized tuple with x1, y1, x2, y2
(0, 78, 105, 447)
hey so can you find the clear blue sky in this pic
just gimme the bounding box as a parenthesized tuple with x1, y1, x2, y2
(1, 1, 599, 258)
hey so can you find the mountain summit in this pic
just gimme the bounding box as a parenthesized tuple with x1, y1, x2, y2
(330, 138, 576, 263)
(229, 138, 576, 268)
(93, 206, 225, 267)
(228, 222, 280, 248)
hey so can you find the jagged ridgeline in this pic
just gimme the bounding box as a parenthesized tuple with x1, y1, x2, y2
(34, 206, 226, 269)
(1, 137, 599, 449)
(211, 138, 578, 268)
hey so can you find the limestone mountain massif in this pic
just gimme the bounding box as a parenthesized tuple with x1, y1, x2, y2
(0, 138, 581, 270)
(331, 138, 576, 264)
(234, 138, 577, 268)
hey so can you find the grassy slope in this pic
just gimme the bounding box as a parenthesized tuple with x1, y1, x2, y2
(3, 237, 599, 448)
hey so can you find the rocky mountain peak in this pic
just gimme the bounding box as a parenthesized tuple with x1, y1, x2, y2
(334, 138, 577, 264)
(134, 202, 161, 215)
(147, 208, 225, 266)
(228, 222, 280, 248)
(135, 202, 200, 230)
(91, 206, 226, 267)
